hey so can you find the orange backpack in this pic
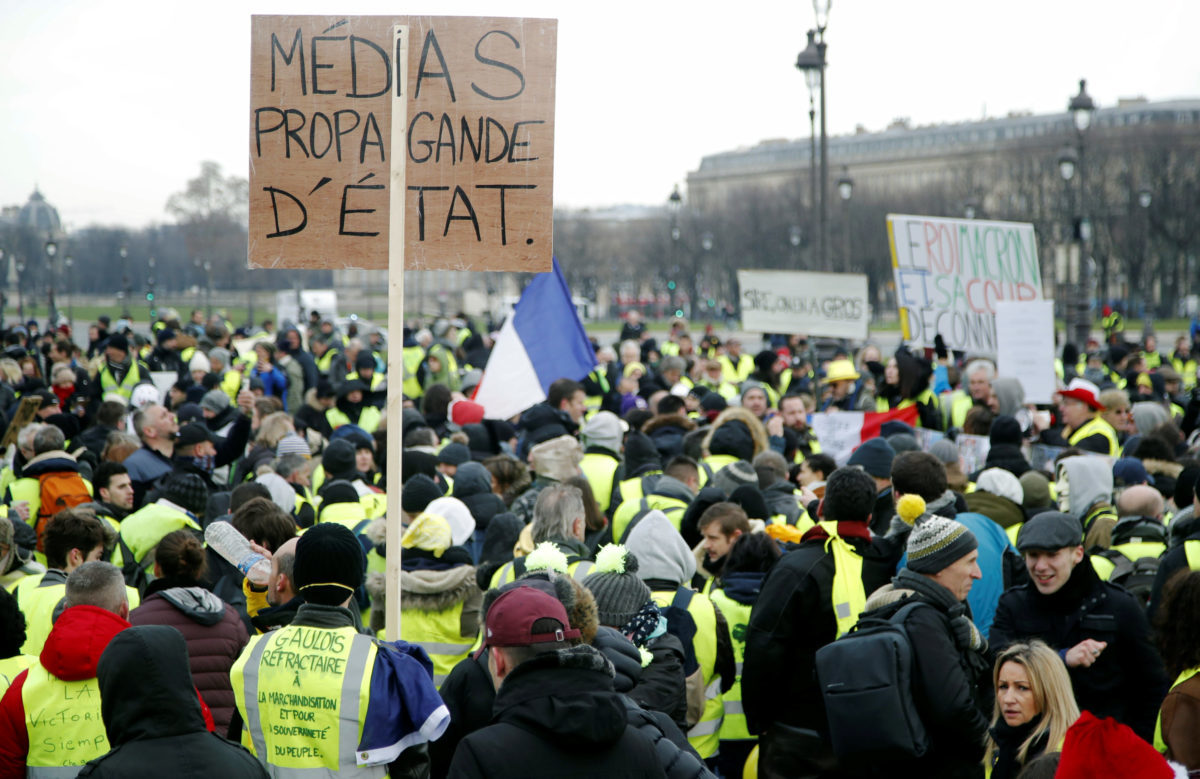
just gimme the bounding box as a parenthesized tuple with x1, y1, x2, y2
(34, 471, 92, 551)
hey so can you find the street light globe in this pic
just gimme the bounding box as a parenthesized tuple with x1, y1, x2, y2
(789, 226, 802, 247)
(813, 0, 832, 31)
(1138, 188, 1152, 209)
(119, 246, 128, 260)
(701, 232, 714, 252)
(1057, 147, 1078, 181)
(44, 241, 57, 259)
(795, 29, 822, 94)
(837, 173, 853, 201)
(964, 205, 976, 220)
(1068, 78, 1096, 133)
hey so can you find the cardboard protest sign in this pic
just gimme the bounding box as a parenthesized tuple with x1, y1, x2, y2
(996, 300, 1057, 405)
(737, 270, 869, 340)
(887, 214, 1043, 354)
(249, 15, 556, 272)
(1, 397, 41, 449)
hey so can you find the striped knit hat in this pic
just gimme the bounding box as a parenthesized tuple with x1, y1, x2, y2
(906, 515, 978, 574)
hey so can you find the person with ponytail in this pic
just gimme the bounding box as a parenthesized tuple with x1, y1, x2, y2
(129, 528, 249, 736)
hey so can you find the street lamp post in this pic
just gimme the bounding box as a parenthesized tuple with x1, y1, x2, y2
(44, 240, 58, 328)
(119, 245, 131, 318)
(1138, 186, 1153, 330)
(16, 261, 26, 324)
(795, 24, 828, 270)
(837, 168, 853, 269)
(0, 248, 6, 326)
(204, 261, 213, 319)
(789, 225, 802, 269)
(667, 185, 682, 317)
(64, 256, 74, 328)
(1066, 78, 1095, 348)
(147, 256, 157, 321)
(701, 231, 714, 319)
(1058, 145, 1080, 344)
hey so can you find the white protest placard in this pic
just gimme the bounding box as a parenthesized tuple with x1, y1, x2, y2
(150, 372, 177, 403)
(996, 299, 1057, 405)
(887, 214, 1043, 354)
(737, 270, 869, 340)
(808, 411, 868, 466)
(955, 433, 992, 476)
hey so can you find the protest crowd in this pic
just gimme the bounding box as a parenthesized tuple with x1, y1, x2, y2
(3, 303, 1200, 779)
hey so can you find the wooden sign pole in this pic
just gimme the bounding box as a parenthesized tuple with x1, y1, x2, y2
(384, 23, 410, 641)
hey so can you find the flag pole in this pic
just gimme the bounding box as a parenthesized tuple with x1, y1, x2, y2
(384, 23, 410, 641)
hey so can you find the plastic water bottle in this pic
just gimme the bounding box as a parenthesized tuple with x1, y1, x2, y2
(205, 521, 271, 586)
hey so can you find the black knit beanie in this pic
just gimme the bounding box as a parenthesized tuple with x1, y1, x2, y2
(402, 474, 444, 515)
(293, 523, 365, 606)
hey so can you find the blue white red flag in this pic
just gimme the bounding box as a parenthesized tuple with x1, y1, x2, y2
(474, 258, 597, 420)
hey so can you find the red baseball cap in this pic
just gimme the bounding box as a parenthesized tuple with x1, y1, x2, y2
(483, 587, 580, 648)
(1059, 378, 1104, 411)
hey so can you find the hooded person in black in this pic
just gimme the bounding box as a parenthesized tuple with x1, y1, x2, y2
(78, 624, 267, 778)
(446, 586, 666, 779)
(452, 462, 507, 548)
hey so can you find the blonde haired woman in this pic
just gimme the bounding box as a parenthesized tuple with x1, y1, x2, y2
(985, 640, 1079, 778)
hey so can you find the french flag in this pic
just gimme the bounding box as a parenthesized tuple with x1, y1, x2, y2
(808, 407, 920, 465)
(474, 258, 597, 420)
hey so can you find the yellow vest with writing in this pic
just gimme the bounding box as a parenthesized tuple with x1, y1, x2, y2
(23, 664, 108, 773)
(231, 624, 384, 777)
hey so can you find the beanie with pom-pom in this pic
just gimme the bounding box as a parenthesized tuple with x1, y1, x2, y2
(584, 545, 652, 628)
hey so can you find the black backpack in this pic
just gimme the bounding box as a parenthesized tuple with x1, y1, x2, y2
(814, 600, 930, 762)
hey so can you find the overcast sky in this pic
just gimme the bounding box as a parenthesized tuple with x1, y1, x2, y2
(4, 0, 1199, 231)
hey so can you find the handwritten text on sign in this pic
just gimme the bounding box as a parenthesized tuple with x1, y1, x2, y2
(737, 270, 869, 340)
(887, 214, 1042, 353)
(249, 16, 557, 271)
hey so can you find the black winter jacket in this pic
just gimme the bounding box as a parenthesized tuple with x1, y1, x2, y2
(742, 527, 900, 735)
(447, 645, 667, 779)
(848, 596, 989, 778)
(989, 559, 1169, 742)
(78, 625, 267, 779)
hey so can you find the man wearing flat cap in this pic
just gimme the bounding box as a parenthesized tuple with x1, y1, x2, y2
(990, 511, 1167, 742)
(232, 523, 449, 777)
(447, 586, 666, 778)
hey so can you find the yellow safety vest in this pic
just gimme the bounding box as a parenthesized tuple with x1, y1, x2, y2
(343, 372, 386, 393)
(707, 588, 753, 743)
(1185, 539, 1200, 571)
(6, 478, 41, 522)
(876, 389, 939, 428)
(0, 654, 35, 698)
(319, 501, 372, 535)
(401, 346, 425, 400)
(231, 624, 385, 777)
(947, 390, 975, 429)
(719, 354, 753, 385)
(399, 603, 474, 689)
(315, 349, 337, 377)
(1172, 356, 1198, 390)
(489, 554, 596, 589)
(651, 586, 721, 759)
(98, 361, 142, 400)
(1090, 540, 1165, 581)
(326, 406, 382, 434)
(579, 452, 620, 514)
(119, 503, 203, 571)
(612, 472, 662, 508)
(10, 574, 140, 657)
(22, 664, 109, 774)
(1068, 416, 1120, 457)
(816, 521, 867, 638)
(611, 495, 688, 544)
(1156, 666, 1200, 754)
(698, 454, 741, 488)
(220, 369, 243, 403)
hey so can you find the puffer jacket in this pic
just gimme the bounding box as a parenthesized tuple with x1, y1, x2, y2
(128, 578, 249, 737)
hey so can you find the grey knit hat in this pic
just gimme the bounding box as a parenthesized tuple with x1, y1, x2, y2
(584, 547, 652, 628)
(711, 460, 757, 496)
(200, 389, 230, 414)
(906, 515, 978, 574)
